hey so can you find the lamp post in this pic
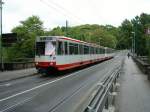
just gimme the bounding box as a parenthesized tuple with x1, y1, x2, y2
(0, 0, 4, 71)
(130, 36, 133, 53)
(0, 0, 3, 71)
(131, 32, 135, 56)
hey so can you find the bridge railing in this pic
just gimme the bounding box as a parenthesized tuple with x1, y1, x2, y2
(83, 63, 123, 112)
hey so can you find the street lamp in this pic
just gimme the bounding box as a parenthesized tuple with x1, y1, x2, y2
(0, 0, 4, 71)
(130, 36, 133, 53)
(131, 32, 136, 56)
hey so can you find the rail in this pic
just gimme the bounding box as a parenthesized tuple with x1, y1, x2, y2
(84, 63, 123, 112)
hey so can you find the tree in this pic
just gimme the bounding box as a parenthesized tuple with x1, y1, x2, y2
(116, 13, 150, 57)
(7, 15, 45, 61)
(139, 13, 150, 57)
(131, 13, 150, 56)
(116, 19, 133, 49)
(47, 26, 64, 36)
(48, 24, 118, 48)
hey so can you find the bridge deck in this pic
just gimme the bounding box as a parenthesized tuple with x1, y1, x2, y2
(116, 57, 150, 112)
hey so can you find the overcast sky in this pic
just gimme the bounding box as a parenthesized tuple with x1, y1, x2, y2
(2, 0, 150, 33)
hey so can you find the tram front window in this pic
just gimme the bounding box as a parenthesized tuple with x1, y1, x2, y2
(36, 41, 56, 56)
(36, 42, 45, 56)
(45, 41, 56, 56)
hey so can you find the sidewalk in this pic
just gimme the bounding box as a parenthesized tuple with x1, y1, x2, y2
(116, 57, 150, 112)
(0, 68, 37, 83)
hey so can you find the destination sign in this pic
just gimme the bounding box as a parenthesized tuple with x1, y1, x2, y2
(37, 36, 56, 41)
(40, 37, 53, 41)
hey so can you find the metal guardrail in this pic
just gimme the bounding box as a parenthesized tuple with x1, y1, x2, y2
(84, 64, 122, 112)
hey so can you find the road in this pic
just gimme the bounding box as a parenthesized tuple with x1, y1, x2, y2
(0, 52, 125, 112)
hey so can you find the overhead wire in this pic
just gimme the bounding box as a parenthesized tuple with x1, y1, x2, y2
(39, 0, 85, 24)
(46, 0, 87, 23)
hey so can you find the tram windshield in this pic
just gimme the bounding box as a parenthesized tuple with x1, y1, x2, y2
(36, 41, 56, 56)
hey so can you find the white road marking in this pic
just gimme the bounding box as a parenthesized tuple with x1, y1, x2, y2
(5, 83, 11, 86)
(0, 83, 11, 87)
(0, 59, 112, 102)
(0, 75, 72, 102)
(0, 67, 90, 102)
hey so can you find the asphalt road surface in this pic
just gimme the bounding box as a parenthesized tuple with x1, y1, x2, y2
(0, 52, 125, 112)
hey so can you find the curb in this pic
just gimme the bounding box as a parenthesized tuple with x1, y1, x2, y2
(0, 73, 38, 83)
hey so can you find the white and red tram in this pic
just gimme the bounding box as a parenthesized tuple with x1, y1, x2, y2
(35, 36, 115, 74)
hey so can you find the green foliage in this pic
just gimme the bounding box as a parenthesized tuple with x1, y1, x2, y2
(4, 13, 150, 61)
(6, 13, 150, 61)
(46, 26, 64, 36)
(6, 21, 118, 61)
(131, 13, 150, 56)
(116, 19, 133, 49)
(6, 15, 44, 61)
(116, 13, 150, 57)
(48, 24, 117, 48)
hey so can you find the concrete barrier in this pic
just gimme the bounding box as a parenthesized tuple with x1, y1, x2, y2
(131, 56, 150, 80)
(0, 62, 35, 70)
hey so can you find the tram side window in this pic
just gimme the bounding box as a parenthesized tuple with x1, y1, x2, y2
(95, 47, 97, 54)
(90, 47, 93, 54)
(87, 46, 89, 54)
(107, 49, 110, 53)
(98, 48, 100, 54)
(99, 48, 101, 54)
(90, 46, 92, 54)
(101, 48, 103, 54)
(84, 45, 89, 54)
(96, 48, 98, 54)
(64, 42, 68, 55)
(69, 43, 74, 55)
(104, 49, 106, 54)
(84, 45, 86, 54)
(79, 44, 83, 55)
(100, 48, 102, 54)
(93, 47, 95, 54)
(57, 41, 63, 55)
(74, 44, 79, 55)
(99, 48, 102, 54)
(92, 47, 94, 54)
(103, 49, 105, 54)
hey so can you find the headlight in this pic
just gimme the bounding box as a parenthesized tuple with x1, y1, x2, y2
(35, 62, 38, 65)
(50, 62, 53, 65)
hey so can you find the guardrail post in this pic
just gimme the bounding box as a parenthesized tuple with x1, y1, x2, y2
(102, 80, 119, 112)
(104, 97, 109, 110)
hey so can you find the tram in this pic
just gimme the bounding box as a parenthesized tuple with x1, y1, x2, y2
(35, 36, 115, 74)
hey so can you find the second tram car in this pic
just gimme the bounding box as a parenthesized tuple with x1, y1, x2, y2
(35, 36, 115, 74)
